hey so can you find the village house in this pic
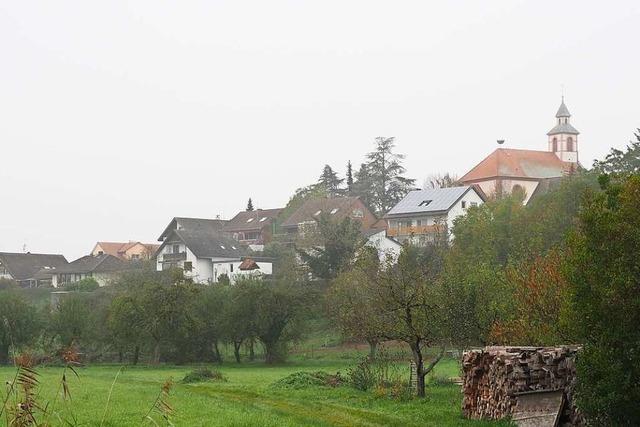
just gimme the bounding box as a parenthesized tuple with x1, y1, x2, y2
(384, 186, 485, 245)
(459, 98, 580, 204)
(223, 208, 283, 251)
(280, 196, 378, 238)
(156, 217, 272, 283)
(363, 228, 403, 261)
(91, 241, 160, 260)
(51, 253, 132, 287)
(0, 252, 69, 287)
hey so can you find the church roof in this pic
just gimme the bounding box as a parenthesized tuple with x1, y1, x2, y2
(459, 148, 573, 182)
(547, 122, 580, 136)
(555, 99, 571, 118)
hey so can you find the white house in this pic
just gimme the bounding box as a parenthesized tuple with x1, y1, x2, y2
(156, 217, 272, 284)
(363, 228, 402, 261)
(51, 254, 132, 287)
(384, 186, 485, 245)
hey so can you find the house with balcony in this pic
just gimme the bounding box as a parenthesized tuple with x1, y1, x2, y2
(384, 186, 485, 245)
(223, 208, 282, 251)
(156, 217, 272, 283)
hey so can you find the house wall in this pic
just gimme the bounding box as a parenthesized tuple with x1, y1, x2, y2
(469, 179, 539, 204)
(212, 260, 273, 284)
(123, 243, 153, 260)
(446, 189, 486, 233)
(365, 231, 402, 261)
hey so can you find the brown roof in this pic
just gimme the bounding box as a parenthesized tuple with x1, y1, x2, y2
(94, 241, 159, 259)
(460, 148, 573, 183)
(238, 258, 260, 271)
(223, 208, 283, 233)
(280, 197, 369, 229)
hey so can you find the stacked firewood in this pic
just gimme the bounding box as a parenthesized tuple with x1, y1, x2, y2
(461, 346, 583, 425)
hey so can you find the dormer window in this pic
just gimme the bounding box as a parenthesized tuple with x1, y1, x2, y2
(246, 218, 254, 223)
(314, 210, 322, 216)
(418, 200, 432, 207)
(330, 208, 339, 215)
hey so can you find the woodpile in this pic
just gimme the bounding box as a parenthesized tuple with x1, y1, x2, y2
(462, 346, 584, 426)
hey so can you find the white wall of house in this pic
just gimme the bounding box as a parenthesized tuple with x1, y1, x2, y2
(52, 271, 119, 288)
(446, 189, 486, 233)
(365, 230, 402, 261)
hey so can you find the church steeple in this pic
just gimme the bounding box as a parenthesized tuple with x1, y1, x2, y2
(548, 97, 579, 164)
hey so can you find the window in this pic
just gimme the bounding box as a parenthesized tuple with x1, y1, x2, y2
(183, 261, 192, 272)
(567, 137, 573, 151)
(418, 200, 432, 207)
(220, 245, 226, 250)
(230, 263, 234, 273)
(131, 254, 140, 260)
(246, 218, 254, 223)
(470, 202, 478, 207)
(259, 217, 267, 222)
(416, 220, 422, 226)
(97, 251, 104, 255)
(352, 209, 364, 218)
(231, 246, 237, 250)
(552, 137, 558, 152)
(462, 201, 467, 209)
(330, 208, 339, 215)
(314, 210, 322, 216)
(172, 244, 180, 254)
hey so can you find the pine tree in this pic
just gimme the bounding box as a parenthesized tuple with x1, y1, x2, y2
(317, 165, 344, 197)
(364, 137, 415, 214)
(246, 198, 254, 211)
(352, 163, 375, 210)
(346, 161, 354, 194)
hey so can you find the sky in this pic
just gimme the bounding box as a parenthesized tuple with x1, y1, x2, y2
(1, 0, 639, 260)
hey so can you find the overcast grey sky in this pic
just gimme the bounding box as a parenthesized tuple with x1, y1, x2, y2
(1, 0, 639, 259)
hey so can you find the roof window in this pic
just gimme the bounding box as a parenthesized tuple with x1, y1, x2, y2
(246, 218, 254, 223)
(231, 246, 237, 250)
(330, 208, 339, 215)
(259, 217, 267, 222)
(220, 245, 226, 250)
(314, 210, 322, 216)
(419, 200, 432, 207)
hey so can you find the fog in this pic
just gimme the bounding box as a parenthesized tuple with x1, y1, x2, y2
(1, 0, 638, 259)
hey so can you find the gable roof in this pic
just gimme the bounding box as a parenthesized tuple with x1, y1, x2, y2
(93, 241, 160, 259)
(161, 228, 246, 259)
(280, 197, 370, 228)
(224, 208, 283, 233)
(460, 148, 572, 183)
(385, 186, 481, 217)
(158, 217, 228, 241)
(53, 254, 131, 274)
(0, 252, 69, 281)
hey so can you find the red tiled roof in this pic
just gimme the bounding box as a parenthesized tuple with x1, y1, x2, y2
(460, 148, 573, 182)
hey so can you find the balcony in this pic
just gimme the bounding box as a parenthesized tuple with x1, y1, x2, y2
(387, 224, 446, 237)
(161, 252, 187, 262)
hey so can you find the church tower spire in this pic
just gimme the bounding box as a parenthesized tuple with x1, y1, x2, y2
(547, 97, 579, 163)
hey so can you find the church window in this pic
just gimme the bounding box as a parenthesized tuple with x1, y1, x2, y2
(567, 137, 573, 151)
(552, 137, 558, 152)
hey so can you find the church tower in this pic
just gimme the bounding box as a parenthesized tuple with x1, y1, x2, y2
(547, 97, 579, 163)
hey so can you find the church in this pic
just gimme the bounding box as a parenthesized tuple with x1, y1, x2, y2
(459, 98, 580, 204)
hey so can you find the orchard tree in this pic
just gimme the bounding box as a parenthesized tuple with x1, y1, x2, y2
(365, 137, 415, 214)
(0, 292, 39, 364)
(565, 174, 640, 424)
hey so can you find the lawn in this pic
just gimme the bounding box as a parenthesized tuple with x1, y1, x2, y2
(0, 356, 509, 427)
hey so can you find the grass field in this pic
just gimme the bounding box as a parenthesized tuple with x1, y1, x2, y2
(0, 355, 510, 427)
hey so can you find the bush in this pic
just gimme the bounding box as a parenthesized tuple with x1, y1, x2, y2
(270, 371, 343, 389)
(347, 358, 377, 391)
(182, 367, 227, 384)
(0, 278, 17, 290)
(60, 277, 100, 292)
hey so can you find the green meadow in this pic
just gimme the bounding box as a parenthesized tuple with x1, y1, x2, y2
(0, 356, 509, 426)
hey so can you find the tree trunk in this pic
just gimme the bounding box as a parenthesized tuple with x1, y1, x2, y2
(118, 351, 123, 363)
(133, 345, 140, 365)
(367, 340, 378, 359)
(233, 341, 242, 363)
(153, 342, 160, 364)
(0, 346, 9, 365)
(264, 341, 282, 364)
(410, 341, 426, 398)
(213, 340, 222, 364)
(249, 339, 255, 361)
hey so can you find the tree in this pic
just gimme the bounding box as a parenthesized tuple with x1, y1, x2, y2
(0, 292, 39, 364)
(346, 161, 354, 194)
(108, 293, 147, 364)
(352, 163, 375, 210)
(53, 293, 99, 348)
(317, 164, 344, 196)
(365, 137, 415, 214)
(193, 284, 228, 363)
(247, 198, 254, 211)
(297, 215, 364, 280)
(328, 247, 384, 358)
(424, 173, 458, 189)
(565, 174, 640, 424)
(592, 128, 640, 175)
